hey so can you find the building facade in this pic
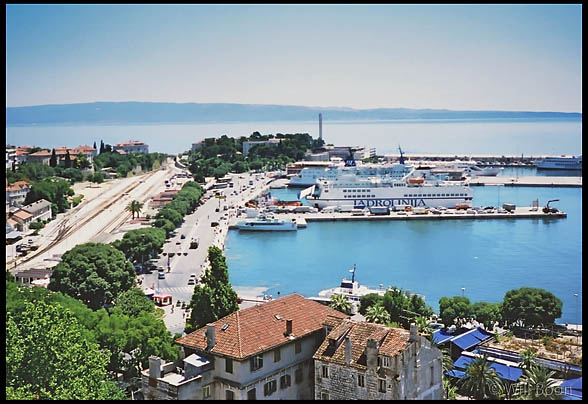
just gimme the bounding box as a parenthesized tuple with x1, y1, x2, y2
(6, 180, 32, 206)
(114, 140, 149, 154)
(22, 199, 52, 222)
(141, 294, 349, 400)
(313, 319, 444, 400)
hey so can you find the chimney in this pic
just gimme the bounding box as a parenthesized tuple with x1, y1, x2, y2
(285, 319, 293, 336)
(206, 324, 216, 349)
(344, 336, 352, 365)
(409, 323, 418, 342)
(366, 338, 378, 370)
(149, 356, 162, 379)
(319, 113, 323, 141)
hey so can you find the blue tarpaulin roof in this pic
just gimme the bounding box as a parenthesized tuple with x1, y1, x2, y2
(451, 327, 494, 350)
(445, 369, 467, 379)
(453, 355, 523, 382)
(561, 378, 582, 400)
(561, 377, 582, 390)
(432, 329, 454, 344)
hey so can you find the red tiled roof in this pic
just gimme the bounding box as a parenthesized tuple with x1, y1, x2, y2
(175, 294, 349, 359)
(28, 150, 52, 157)
(313, 318, 410, 370)
(116, 140, 145, 146)
(12, 209, 33, 221)
(6, 181, 31, 192)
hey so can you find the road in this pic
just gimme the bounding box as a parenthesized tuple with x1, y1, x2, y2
(141, 171, 275, 334)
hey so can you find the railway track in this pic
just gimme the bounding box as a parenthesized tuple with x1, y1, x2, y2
(15, 168, 166, 268)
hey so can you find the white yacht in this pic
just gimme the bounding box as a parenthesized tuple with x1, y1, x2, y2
(305, 170, 473, 210)
(318, 266, 388, 304)
(236, 215, 297, 231)
(535, 155, 582, 170)
(428, 160, 503, 176)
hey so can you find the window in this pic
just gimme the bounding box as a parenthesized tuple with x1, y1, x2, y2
(247, 388, 256, 400)
(226, 390, 234, 400)
(358, 374, 365, 387)
(381, 356, 391, 368)
(280, 374, 291, 389)
(203, 385, 211, 399)
(322, 365, 329, 378)
(379, 378, 386, 393)
(295, 368, 303, 384)
(250, 354, 264, 371)
(274, 348, 281, 362)
(226, 357, 233, 374)
(295, 341, 302, 354)
(430, 366, 435, 387)
(263, 380, 277, 396)
(321, 392, 329, 400)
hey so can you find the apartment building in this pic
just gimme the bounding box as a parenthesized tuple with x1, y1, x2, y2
(114, 140, 149, 154)
(6, 180, 32, 206)
(141, 294, 349, 400)
(313, 318, 444, 400)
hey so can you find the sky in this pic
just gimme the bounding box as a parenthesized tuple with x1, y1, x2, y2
(5, 4, 582, 112)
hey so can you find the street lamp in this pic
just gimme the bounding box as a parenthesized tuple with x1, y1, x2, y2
(461, 287, 465, 297)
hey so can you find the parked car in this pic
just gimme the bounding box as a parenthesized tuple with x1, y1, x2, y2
(211, 221, 219, 227)
(188, 278, 195, 285)
(158, 272, 165, 279)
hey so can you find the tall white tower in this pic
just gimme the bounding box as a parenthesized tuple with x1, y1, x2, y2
(319, 113, 323, 141)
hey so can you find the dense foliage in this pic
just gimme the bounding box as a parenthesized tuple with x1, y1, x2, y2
(328, 293, 353, 315)
(23, 177, 74, 215)
(358, 288, 433, 328)
(439, 296, 473, 328)
(502, 287, 562, 329)
(49, 242, 135, 310)
(185, 246, 239, 333)
(187, 132, 322, 182)
(92, 150, 167, 178)
(112, 227, 166, 265)
(152, 181, 203, 236)
(6, 298, 125, 400)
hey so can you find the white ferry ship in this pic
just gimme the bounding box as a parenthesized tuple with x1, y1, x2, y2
(304, 171, 473, 210)
(535, 155, 582, 170)
(236, 216, 297, 231)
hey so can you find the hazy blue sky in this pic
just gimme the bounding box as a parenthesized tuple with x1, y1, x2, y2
(5, 4, 582, 111)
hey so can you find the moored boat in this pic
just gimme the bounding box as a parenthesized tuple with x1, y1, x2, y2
(236, 215, 297, 231)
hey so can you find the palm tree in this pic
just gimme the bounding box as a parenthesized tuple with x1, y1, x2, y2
(459, 355, 503, 400)
(365, 303, 391, 324)
(519, 349, 537, 371)
(329, 294, 352, 315)
(516, 363, 560, 400)
(126, 200, 144, 220)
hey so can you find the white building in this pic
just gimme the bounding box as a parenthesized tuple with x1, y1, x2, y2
(22, 199, 52, 222)
(141, 294, 349, 400)
(6, 180, 32, 207)
(314, 319, 444, 400)
(114, 140, 149, 154)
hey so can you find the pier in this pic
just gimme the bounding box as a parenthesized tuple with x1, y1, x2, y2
(468, 176, 581, 187)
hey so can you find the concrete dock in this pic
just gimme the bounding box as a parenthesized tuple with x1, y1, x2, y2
(469, 176, 581, 187)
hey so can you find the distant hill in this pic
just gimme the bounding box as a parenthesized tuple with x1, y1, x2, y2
(5, 101, 581, 125)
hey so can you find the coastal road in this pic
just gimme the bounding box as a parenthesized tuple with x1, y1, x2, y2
(141, 171, 273, 334)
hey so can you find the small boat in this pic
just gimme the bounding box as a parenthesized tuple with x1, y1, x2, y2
(236, 215, 297, 231)
(408, 177, 425, 184)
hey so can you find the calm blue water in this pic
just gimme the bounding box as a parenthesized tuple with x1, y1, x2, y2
(225, 186, 582, 324)
(5, 117, 581, 156)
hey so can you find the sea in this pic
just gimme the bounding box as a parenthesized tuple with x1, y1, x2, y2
(6, 118, 582, 323)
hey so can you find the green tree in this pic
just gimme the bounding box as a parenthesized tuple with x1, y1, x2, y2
(518, 349, 537, 371)
(439, 296, 472, 328)
(383, 288, 410, 326)
(502, 287, 563, 329)
(112, 227, 166, 265)
(156, 206, 183, 227)
(6, 300, 125, 400)
(49, 148, 57, 167)
(64, 150, 72, 168)
(185, 246, 239, 332)
(459, 355, 502, 400)
(329, 293, 352, 315)
(116, 287, 156, 317)
(88, 171, 105, 183)
(359, 293, 383, 315)
(24, 178, 74, 215)
(125, 199, 144, 220)
(365, 303, 391, 324)
(77, 153, 91, 169)
(471, 301, 503, 330)
(515, 363, 560, 400)
(49, 242, 135, 310)
(152, 217, 176, 235)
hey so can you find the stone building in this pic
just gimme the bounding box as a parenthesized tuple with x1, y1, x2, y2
(313, 318, 444, 400)
(242, 138, 282, 157)
(141, 294, 349, 400)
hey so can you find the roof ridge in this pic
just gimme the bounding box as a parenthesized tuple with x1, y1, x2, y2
(237, 310, 243, 358)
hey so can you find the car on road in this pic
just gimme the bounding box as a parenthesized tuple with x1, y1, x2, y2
(211, 221, 219, 227)
(181, 234, 186, 239)
(189, 273, 197, 278)
(158, 272, 165, 279)
(188, 278, 195, 285)
(158, 266, 165, 272)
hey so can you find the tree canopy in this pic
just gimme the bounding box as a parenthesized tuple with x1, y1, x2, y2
(185, 246, 239, 332)
(23, 177, 74, 215)
(49, 242, 135, 310)
(112, 227, 166, 265)
(6, 299, 125, 400)
(502, 287, 562, 329)
(439, 296, 473, 328)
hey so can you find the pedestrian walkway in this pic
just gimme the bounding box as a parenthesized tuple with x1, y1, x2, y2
(160, 302, 191, 336)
